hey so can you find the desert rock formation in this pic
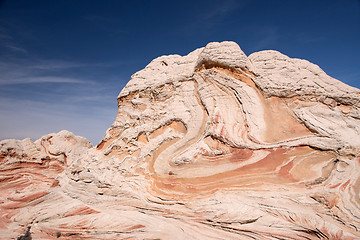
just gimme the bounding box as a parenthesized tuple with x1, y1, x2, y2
(1, 41, 360, 239)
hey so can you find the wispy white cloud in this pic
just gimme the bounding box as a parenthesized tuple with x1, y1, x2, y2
(0, 33, 11, 40)
(5, 44, 28, 53)
(28, 60, 86, 70)
(27, 59, 125, 70)
(0, 59, 93, 85)
(0, 26, 12, 40)
(0, 24, 29, 54)
(0, 57, 118, 85)
(0, 76, 90, 85)
(0, 24, 123, 144)
(0, 54, 122, 144)
(0, 96, 117, 144)
(199, 0, 244, 21)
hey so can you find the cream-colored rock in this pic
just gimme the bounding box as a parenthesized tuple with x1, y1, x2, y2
(118, 47, 203, 98)
(195, 41, 254, 71)
(249, 50, 360, 106)
(1, 41, 360, 239)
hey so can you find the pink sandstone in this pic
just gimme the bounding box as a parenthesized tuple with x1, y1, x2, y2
(1, 41, 360, 239)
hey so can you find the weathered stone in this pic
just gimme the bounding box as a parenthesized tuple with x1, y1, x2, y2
(1, 41, 360, 239)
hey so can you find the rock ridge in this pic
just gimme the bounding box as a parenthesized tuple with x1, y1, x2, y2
(1, 41, 360, 239)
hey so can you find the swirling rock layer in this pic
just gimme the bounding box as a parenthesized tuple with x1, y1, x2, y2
(1, 41, 360, 239)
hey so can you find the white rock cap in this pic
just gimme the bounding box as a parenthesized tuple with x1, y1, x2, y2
(195, 41, 253, 71)
(118, 41, 253, 98)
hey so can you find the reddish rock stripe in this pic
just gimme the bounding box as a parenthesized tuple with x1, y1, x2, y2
(64, 206, 100, 217)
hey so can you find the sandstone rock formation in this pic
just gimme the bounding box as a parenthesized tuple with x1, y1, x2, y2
(1, 41, 360, 239)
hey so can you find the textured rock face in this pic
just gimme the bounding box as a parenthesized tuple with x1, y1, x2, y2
(1, 41, 360, 239)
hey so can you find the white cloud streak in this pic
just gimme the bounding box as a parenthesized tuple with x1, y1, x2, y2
(0, 56, 122, 144)
(199, 0, 244, 21)
(5, 44, 28, 53)
(0, 76, 90, 85)
(0, 58, 99, 85)
(0, 97, 117, 145)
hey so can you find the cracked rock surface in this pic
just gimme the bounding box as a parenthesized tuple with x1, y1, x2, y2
(1, 41, 360, 239)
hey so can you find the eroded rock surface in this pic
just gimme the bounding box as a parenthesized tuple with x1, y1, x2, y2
(1, 41, 360, 239)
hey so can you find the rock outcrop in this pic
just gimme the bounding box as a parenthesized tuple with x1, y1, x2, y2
(1, 41, 360, 239)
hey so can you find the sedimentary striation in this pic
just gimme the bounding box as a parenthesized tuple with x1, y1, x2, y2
(1, 41, 360, 239)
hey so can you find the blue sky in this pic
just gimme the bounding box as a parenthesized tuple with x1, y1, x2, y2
(0, 0, 359, 145)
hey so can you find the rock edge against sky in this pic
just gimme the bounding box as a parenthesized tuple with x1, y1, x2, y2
(1, 41, 360, 239)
